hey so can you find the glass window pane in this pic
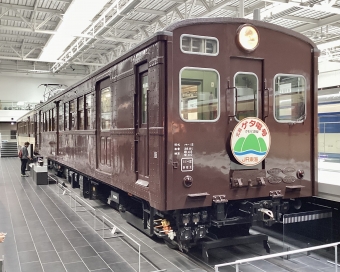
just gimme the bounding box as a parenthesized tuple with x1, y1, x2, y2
(64, 103, 69, 130)
(181, 35, 218, 55)
(59, 104, 63, 131)
(85, 93, 93, 130)
(101, 88, 111, 130)
(78, 96, 84, 110)
(53, 108, 57, 131)
(180, 68, 219, 121)
(182, 36, 190, 51)
(205, 39, 217, 54)
(78, 111, 84, 130)
(141, 75, 148, 124)
(274, 75, 306, 122)
(234, 73, 258, 121)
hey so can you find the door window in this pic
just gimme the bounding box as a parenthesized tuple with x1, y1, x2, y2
(274, 74, 306, 122)
(234, 72, 258, 121)
(180, 67, 219, 122)
(101, 87, 111, 130)
(141, 74, 148, 124)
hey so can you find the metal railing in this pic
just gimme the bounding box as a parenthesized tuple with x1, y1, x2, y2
(102, 216, 141, 272)
(215, 242, 340, 272)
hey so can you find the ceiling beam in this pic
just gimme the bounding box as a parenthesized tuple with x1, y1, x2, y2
(293, 14, 340, 33)
(0, 55, 103, 66)
(263, 0, 340, 15)
(135, 8, 166, 15)
(123, 19, 152, 26)
(0, 15, 58, 27)
(0, 41, 44, 47)
(0, 3, 63, 14)
(0, 33, 48, 43)
(283, 15, 319, 24)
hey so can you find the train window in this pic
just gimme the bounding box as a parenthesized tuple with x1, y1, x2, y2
(59, 103, 64, 131)
(101, 87, 111, 130)
(43, 112, 47, 132)
(49, 110, 51, 131)
(70, 100, 76, 130)
(180, 67, 220, 122)
(30, 118, 34, 135)
(64, 103, 69, 130)
(181, 34, 218, 56)
(141, 74, 148, 124)
(274, 74, 306, 123)
(85, 93, 93, 130)
(234, 72, 258, 121)
(78, 96, 84, 130)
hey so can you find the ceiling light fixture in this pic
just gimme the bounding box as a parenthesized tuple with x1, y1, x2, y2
(39, 0, 110, 62)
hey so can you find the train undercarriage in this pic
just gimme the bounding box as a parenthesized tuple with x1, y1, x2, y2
(49, 161, 291, 253)
(113, 190, 290, 252)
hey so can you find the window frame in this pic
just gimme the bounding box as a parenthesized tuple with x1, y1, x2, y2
(273, 73, 307, 124)
(78, 96, 84, 130)
(85, 92, 93, 130)
(100, 87, 112, 131)
(233, 71, 259, 122)
(180, 34, 219, 56)
(179, 66, 220, 123)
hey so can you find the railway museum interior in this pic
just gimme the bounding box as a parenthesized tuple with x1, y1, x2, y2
(1, 0, 340, 272)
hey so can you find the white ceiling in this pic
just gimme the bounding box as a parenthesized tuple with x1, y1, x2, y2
(1, 0, 340, 77)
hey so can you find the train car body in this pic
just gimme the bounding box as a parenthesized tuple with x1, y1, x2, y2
(17, 18, 319, 250)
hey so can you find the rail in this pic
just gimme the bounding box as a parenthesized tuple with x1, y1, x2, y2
(102, 216, 141, 272)
(214, 242, 340, 272)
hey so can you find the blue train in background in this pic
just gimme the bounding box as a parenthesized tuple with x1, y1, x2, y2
(318, 86, 340, 162)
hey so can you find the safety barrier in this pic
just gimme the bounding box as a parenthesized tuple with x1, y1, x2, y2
(102, 216, 141, 272)
(214, 242, 340, 272)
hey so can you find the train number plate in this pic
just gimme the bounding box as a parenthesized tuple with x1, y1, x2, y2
(181, 158, 193, 172)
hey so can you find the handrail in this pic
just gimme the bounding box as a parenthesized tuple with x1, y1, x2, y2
(102, 216, 141, 272)
(74, 195, 96, 212)
(215, 242, 340, 272)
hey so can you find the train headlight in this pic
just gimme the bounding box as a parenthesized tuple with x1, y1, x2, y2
(237, 24, 259, 52)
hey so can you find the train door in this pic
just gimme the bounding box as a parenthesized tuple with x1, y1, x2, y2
(134, 63, 149, 182)
(228, 57, 265, 169)
(96, 78, 113, 174)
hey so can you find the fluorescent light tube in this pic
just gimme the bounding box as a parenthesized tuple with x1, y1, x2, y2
(39, 0, 109, 62)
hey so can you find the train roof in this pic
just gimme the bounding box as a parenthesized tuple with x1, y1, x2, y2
(34, 17, 319, 112)
(165, 17, 318, 50)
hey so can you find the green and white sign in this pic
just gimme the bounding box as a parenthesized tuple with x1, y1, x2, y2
(231, 117, 271, 166)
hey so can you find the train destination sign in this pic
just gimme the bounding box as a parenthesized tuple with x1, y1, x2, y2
(231, 117, 271, 166)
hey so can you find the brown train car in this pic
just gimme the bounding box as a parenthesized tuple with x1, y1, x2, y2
(18, 18, 319, 251)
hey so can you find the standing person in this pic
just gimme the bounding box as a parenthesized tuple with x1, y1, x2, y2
(20, 142, 31, 177)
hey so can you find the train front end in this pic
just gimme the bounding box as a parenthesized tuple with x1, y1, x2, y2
(161, 18, 319, 250)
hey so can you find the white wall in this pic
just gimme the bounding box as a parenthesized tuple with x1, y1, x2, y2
(0, 73, 81, 102)
(318, 61, 340, 88)
(0, 73, 82, 122)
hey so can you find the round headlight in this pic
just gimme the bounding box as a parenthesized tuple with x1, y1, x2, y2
(237, 24, 259, 52)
